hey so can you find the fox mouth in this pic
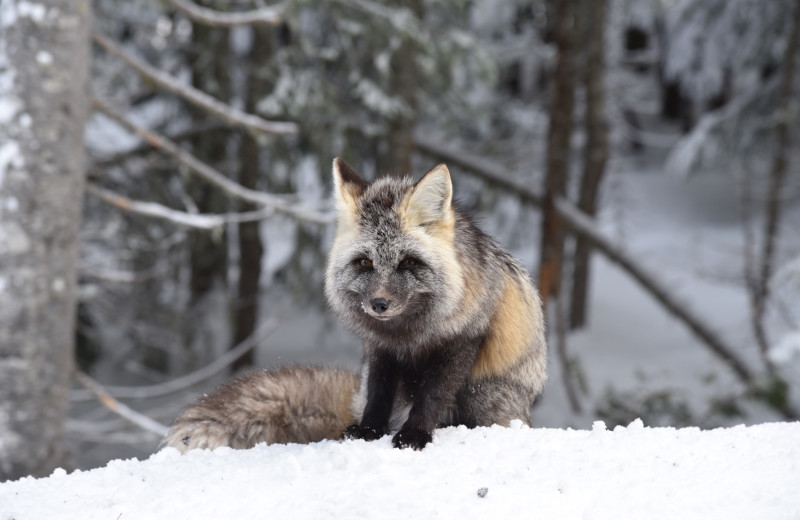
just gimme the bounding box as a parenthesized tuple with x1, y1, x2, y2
(360, 301, 406, 320)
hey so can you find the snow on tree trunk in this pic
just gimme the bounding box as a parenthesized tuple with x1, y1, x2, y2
(0, 0, 89, 480)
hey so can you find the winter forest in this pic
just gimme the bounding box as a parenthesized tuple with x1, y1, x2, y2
(1, 0, 799, 482)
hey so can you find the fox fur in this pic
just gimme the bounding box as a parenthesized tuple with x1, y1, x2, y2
(163, 159, 547, 452)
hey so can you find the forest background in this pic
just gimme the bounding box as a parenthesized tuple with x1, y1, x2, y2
(1, 0, 799, 481)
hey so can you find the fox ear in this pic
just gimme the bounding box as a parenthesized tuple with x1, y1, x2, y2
(332, 158, 367, 212)
(404, 164, 453, 227)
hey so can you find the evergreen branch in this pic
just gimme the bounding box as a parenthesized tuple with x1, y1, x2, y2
(165, 0, 284, 27)
(93, 32, 298, 136)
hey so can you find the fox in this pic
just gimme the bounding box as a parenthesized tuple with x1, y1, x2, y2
(163, 158, 547, 452)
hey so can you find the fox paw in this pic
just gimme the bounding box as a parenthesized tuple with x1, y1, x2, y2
(392, 428, 432, 450)
(342, 424, 384, 442)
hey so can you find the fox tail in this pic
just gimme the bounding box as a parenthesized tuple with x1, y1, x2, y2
(162, 365, 359, 452)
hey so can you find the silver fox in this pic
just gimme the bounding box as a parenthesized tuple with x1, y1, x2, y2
(163, 159, 547, 451)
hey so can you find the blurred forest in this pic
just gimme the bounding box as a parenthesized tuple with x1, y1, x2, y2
(1, 0, 799, 480)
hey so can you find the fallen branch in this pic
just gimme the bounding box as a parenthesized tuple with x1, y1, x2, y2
(91, 97, 333, 224)
(86, 183, 275, 229)
(165, 0, 284, 27)
(415, 139, 758, 388)
(93, 33, 298, 136)
(74, 371, 169, 437)
(71, 319, 278, 401)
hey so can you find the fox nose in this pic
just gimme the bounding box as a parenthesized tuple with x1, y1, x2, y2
(370, 298, 389, 314)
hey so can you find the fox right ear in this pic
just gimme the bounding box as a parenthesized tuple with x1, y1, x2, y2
(332, 158, 367, 212)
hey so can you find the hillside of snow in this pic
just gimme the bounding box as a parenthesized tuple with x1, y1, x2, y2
(2, 420, 798, 519)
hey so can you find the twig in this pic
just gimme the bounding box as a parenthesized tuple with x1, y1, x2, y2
(91, 97, 334, 224)
(86, 183, 275, 229)
(93, 32, 298, 136)
(74, 371, 169, 437)
(165, 0, 284, 27)
(71, 319, 278, 401)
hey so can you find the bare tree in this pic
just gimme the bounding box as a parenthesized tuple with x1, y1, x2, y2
(570, 0, 610, 329)
(232, 25, 275, 371)
(538, 0, 581, 412)
(0, 0, 90, 479)
(747, 0, 800, 372)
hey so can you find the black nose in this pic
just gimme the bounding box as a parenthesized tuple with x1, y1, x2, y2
(370, 298, 389, 314)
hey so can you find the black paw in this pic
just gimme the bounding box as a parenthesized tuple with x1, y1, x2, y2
(392, 428, 432, 450)
(342, 424, 384, 442)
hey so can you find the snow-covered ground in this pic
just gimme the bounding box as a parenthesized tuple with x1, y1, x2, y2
(2, 420, 799, 519)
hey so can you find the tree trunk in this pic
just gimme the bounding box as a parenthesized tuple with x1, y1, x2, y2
(181, 9, 230, 367)
(0, 0, 90, 479)
(538, 0, 581, 412)
(538, 0, 577, 306)
(749, 0, 800, 370)
(187, 15, 230, 306)
(376, 0, 422, 175)
(231, 26, 272, 372)
(569, 0, 610, 329)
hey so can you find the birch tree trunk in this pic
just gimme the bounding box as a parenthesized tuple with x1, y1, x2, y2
(0, 0, 90, 480)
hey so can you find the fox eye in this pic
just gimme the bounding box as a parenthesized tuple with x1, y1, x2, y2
(356, 258, 373, 268)
(398, 258, 418, 269)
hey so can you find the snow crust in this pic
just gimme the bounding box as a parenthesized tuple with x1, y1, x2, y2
(2, 420, 799, 519)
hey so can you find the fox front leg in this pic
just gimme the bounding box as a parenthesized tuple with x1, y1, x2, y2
(392, 340, 480, 450)
(342, 349, 398, 442)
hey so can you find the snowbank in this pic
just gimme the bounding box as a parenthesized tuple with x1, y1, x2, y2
(1, 420, 798, 519)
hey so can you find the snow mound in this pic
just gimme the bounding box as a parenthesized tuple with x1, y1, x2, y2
(2, 421, 799, 519)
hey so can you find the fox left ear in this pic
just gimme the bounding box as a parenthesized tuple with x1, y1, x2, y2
(404, 164, 453, 227)
(332, 157, 368, 212)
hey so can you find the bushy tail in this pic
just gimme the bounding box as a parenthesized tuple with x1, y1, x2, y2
(162, 365, 359, 452)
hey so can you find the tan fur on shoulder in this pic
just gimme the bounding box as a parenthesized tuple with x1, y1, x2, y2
(472, 273, 537, 379)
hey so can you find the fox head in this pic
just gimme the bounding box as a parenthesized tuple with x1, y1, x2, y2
(324, 158, 465, 342)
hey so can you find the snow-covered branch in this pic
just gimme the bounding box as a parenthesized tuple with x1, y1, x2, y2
(89, 121, 225, 175)
(92, 33, 298, 136)
(165, 0, 284, 27)
(71, 319, 279, 401)
(86, 183, 275, 229)
(74, 372, 169, 438)
(91, 97, 334, 224)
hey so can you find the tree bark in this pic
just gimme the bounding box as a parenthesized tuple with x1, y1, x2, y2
(232, 26, 272, 372)
(0, 0, 90, 479)
(376, 0, 422, 175)
(569, 0, 610, 329)
(749, 0, 800, 371)
(538, 0, 577, 306)
(187, 15, 230, 307)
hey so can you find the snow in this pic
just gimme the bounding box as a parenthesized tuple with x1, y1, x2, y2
(770, 332, 800, 365)
(2, 420, 799, 519)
